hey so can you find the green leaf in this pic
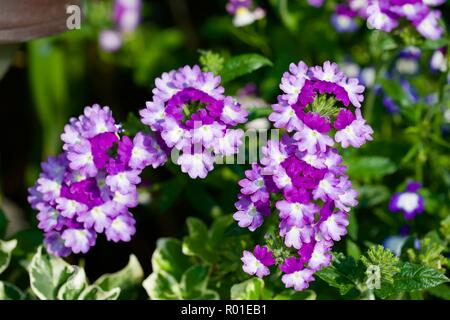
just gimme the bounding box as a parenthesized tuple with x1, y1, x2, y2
(0, 239, 17, 275)
(357, 185, 391, 208)
(379, 78, 414, 108)
(159, 177, 186, 213)
(427, 284, 450, 300)
(0, 281, 24, 300)
(122, 113, 150, 137)
(182, 216, 233, 265)
(316, 267, 355, 295)
(182, 218, 215, 264)
(12, 229, 43, 258)
(180, 265, 210, 299)
(151, 238, 192, 281)
(347, 211, 358, 240)
(143, 270, 181, 300)
(94, 254, 143, 299)
(230, 278, 265, 300)
(29, 246, 75, 300)
(316, 254, 359, 295)
(78, 285, 121, 300)
(220, 54, 272, 83)
(375, 262, 450, 299)
(28, 39, 69, 155)
(0, 209, 8, 238)
(345, 156, 397, 183)
(56, 266, 88, 300)
(273, 290, 316, 300)
(346, 239, 361, 260)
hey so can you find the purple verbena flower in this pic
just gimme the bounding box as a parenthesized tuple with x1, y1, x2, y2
(140, 65, 247, 179)
(242, 245, 275, 278)
(389, 181, 424, 220)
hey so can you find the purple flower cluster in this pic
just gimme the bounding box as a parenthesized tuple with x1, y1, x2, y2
(28, 105, 167, 256)
(234, 61, 373, 291)
(226, 0, 266, 27)
(389, 181, 424, 220)
(327, 0, 445, 40)
(99, 0, 142, 52)
(140, 65, 248, 179)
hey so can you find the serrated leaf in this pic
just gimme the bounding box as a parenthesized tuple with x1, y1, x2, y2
(152, 238, 192, 281)
(0, 239, 17, 275)
(56, 266, 88, 300)
(94, 254, 143, 299)
(29, 246, 75, 300)
(375, 262, 450, 299)
(316, 267, 355, 295)
(143, 270, 181, 300)
(0, 281, 24, 300)
(230, 278, 265, 300)
(78, 285, 121, 300)
(316, 254, 360, 295)
(220, 54, 272, 83)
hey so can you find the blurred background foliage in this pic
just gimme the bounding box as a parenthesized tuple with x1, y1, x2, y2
(0, 0, 449, 299)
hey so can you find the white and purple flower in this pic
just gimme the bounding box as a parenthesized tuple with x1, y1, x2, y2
(389, 181, 424, 220)
(241, 245, 276, 278)
(140, 65, 248, 179)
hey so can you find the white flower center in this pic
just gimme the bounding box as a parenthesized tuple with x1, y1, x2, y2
(397, 192, 419, 213)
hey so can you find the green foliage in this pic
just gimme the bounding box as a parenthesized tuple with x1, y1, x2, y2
(220, 54, 272, 83)
(182, 216, 232, 265)
(316, 253, 361, 296)
(0, 209, 7, 239)
(94, 255, 144, 299)
(2, 0, 450, 302)
(361, 245, 400, 284)
(407, 238, 448, 273)
(230, 278, 265, 300)
(375, 262, 449, 299)
(199, 50, 224, 75)
(28, 39, 70, 156)
(0, 281, 24, 300)
(345, 156, 397, 184)
(142, 238, 219, 300)
(28, 246, 122, 300)
(440, 215, 450, 242)
(0, 239, 17, 275)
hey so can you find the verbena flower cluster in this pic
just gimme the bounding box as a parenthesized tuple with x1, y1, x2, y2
(28, 105, 166, 256)
(140, 65, 248, 179)
(323, 0, 446, 40)
(226, 0, 266, 27)
(100, 0, 142, 52)
(235, 61, 373, 291)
